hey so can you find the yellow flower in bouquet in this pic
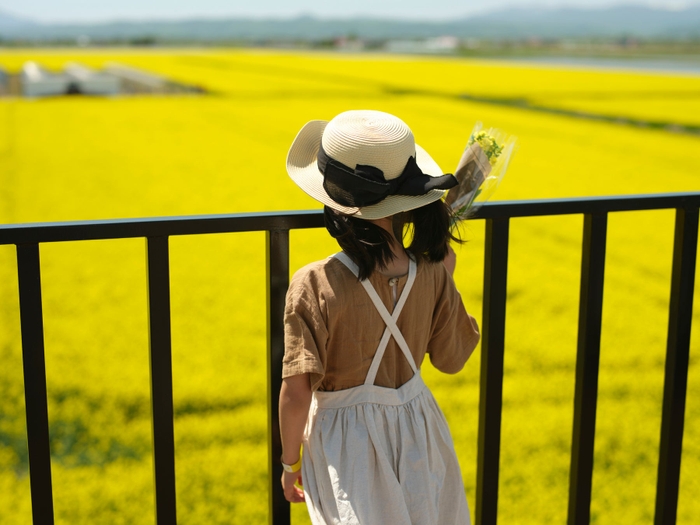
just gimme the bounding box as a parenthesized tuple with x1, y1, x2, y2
(469, 131, 505, 165)
(446, 123, 517, 222)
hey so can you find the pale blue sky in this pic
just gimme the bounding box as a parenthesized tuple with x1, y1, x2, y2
(1, 0, 695, 24)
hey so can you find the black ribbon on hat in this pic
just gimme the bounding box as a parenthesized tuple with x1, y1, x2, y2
(317, 143, 458, 208)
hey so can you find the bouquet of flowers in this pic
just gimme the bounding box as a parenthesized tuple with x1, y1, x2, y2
(445, 122, 517, 222)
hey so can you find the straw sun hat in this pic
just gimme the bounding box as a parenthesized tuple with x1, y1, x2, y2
(286, 110, 458, 220)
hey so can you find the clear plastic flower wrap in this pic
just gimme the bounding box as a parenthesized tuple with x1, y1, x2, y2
(445, 122, 518, 223)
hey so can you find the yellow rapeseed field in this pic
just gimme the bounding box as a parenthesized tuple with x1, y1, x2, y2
(0, 49, 699, 525)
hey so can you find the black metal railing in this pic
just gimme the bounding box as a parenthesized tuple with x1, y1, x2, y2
(1, 192, 698, 525)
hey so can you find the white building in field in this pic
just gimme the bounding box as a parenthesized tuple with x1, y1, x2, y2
(20, 62, 71, 97)
(386, 36, 460, 55)
(64, 62, 120, 95)
(103, 62, 168, 94)
(16, 61, 201, 98)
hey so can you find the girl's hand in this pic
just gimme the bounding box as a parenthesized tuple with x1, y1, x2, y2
(443, 244, 456, 276)
(281, 470, 305, 503)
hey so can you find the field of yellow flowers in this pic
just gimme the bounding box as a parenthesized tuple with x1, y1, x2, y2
(0, 49, 699, 525)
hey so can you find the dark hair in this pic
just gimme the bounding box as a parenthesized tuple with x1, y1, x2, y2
(323, 199, 462, 280)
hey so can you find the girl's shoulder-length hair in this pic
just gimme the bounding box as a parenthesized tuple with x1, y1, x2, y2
(323, 199, 462, 281)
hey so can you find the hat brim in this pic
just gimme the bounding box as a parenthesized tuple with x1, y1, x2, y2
(286, 119, 447, 220)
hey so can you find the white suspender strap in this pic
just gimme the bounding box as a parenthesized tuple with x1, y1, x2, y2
(360, 267, 418, 384)
(333, 252, 418, 385)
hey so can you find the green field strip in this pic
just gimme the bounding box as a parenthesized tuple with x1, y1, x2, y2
(460, 93, 700, 135)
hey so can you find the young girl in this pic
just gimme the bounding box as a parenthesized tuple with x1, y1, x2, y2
(279, 110, 481, 524)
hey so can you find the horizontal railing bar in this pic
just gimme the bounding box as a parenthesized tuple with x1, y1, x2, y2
(0, 210, 326, 245)
(473, 192, 700, 219)
(1, 193, 699, 245)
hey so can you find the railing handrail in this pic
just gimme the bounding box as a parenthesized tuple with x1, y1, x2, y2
(2, 192, 699, 245)
(3, 191, 698, 525)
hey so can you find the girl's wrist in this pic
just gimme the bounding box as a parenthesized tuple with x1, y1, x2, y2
(281, 444, 303, 472)
(281, 454, 302, 473)
(281, 454, 300, 465)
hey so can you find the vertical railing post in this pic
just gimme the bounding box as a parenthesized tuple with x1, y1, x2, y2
(476, 217, 510, 525)
(267, 229, 290, 525)
(654, 206, 699, 525)
(568, 212, 607, 525)
(17, 243, 55, 525)
(146, 236, 177, 525)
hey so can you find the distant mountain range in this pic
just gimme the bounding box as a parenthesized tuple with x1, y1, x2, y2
(1, 5, 700, 42)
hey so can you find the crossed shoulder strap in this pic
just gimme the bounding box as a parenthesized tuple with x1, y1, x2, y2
(333, 252, 418, 385)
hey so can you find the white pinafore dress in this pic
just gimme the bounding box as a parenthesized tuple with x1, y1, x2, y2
(301, 253, 471, 525)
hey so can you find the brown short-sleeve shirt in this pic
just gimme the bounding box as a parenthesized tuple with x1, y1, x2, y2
(283, 256, 480, 392)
